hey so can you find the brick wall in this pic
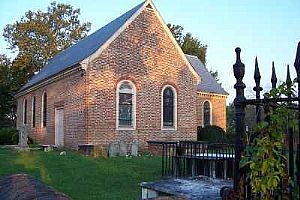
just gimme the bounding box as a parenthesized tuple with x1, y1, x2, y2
(86, 8, 198, 149)
(196, 92, 227, 130)
(16, 70, 87, 149)
(16, 7, 209, 151)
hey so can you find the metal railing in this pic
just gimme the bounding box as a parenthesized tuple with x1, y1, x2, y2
(148, 141, 235, 179)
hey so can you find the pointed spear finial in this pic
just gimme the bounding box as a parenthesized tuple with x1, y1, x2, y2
(286, 64, 292, 88)
(294, 42, 300, 78)
(271, 61, 277, 89)
(253, 57, 262, 94)
(254, 57, 261, 82)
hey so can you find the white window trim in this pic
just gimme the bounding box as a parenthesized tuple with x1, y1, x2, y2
(202, 100, 212, 127)
(31, 96, 36, 128)
(161, 85, 177, 130)
(23, 98, 27, 125)
(41, 91, 47, 128)
(116, 80, 136, 130)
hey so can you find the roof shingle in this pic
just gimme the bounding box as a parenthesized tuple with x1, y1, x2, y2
(186, 54, 228, 95)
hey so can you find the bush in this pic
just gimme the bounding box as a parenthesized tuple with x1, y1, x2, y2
(197, 125, 228, 143)
(0, 128, 18, 145)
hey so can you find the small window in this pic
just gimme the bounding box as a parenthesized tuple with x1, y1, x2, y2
(32, 96, 36, 127)
(117, 81, 136, 129)
(203, 101, 211, 126)
(23, 99, 27, 124)
(42, 92, 47, 127)
(162, 85, 177, 129)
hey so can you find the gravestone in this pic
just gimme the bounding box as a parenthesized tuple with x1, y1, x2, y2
(108, 143, 119, 157)
(18, 127, 28, 148)
(119, 142, 128, 156)
(131, 142, 139, 156)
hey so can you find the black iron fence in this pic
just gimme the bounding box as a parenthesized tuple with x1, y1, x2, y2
(148, 141, 235, 179)
(232, 42, 300, 199)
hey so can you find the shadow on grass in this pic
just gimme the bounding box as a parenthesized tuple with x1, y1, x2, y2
(0, 149, 161, 200)
(15, 151, 51, 183)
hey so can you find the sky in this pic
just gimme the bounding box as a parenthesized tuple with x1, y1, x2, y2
(0, 0, 299, 104)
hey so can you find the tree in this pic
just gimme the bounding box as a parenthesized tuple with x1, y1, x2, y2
(1, 2, 91, 128)
(209, 69, 221, 85)
(3, 2, 91, 86)
(0, 55, 16, 127)
(167, 23, 207, 65)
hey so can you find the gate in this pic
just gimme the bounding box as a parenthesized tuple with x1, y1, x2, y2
(233, 42, 300, 199)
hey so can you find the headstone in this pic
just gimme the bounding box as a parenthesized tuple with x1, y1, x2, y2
(131, 142, 139, 156)
(44, 145, 53, 152)
(119, 142, 128, 156)
(108, 143, 119, 157)
(18, 127, 28, 147)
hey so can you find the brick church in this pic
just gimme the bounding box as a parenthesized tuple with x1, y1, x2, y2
(15, 0, 228, 150)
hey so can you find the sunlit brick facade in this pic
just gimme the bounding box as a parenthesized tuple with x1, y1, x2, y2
(16, 1, 227, 151)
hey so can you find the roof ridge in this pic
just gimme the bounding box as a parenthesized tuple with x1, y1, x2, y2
(18, 1, 146, 93)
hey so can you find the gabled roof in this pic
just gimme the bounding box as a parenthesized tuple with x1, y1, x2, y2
(186, 54, 228, 95)
(19, 1, 145, 92)
(18, 0, 201, 94)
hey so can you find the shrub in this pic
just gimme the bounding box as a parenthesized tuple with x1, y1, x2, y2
(197, 125, 228, 143)
(0, 128, 18, 145)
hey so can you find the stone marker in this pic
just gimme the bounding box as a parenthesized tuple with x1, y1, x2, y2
(108, 143, 119, 157)
(131, 142, 139, 156)
(119, 141, 128, 156)
(18, 127, 28, 147)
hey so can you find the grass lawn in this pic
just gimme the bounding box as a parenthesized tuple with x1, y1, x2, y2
(0, 148, 161, 200)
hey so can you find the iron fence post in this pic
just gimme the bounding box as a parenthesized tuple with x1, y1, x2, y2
(286, 65, 294, 200)
(233, 47, 246, 192)
(294, 41, 300, 199)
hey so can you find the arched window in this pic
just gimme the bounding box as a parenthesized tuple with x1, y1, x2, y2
(23, 99, 27, 125)
(203, 101, 211, 127)
(32, 96, 36, 127)
(116, 80, 136, 129)
(42, 92, 47, 127)
(162, 85, 177, 129)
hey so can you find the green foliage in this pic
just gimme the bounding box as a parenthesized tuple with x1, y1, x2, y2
(0, 128, 18, 145)
(3, 1, 91, 86)
(1, 2, 91, 128)
(0, 149, 161, 199)
(0, 55, 16, 127)
(240, 82, 295, 199)
(226, 103, 235, 135)
(197, 125, 228, 143)
(167, 23, 207, 65)
(209, 69, 221, 85)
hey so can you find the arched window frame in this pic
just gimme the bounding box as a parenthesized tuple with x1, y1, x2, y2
(41, 92, 47, 127)
(202, 100, 212, 127)
(23, 98, 27, 125)
(32, 96, 36, 128)
(161, 85, 177, 130)
(116, 80, 136, 130)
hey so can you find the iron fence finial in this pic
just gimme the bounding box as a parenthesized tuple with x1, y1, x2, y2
(295, 42, 300, 78)
(253, 57, 262, 93)
(286, 64, 292, 89)
(271, 61, 277, 89)
(233, 47, 245, 85)
(254, 57, 261, 80)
